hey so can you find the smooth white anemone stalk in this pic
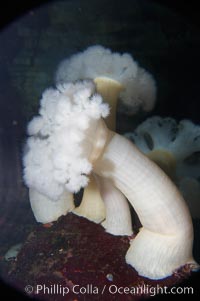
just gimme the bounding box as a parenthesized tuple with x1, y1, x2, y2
(92, 129, 197, 279)
(95, 176, 133, 236)
(125, 116, 200, 218)
(55, 45, 156, 229)
(23, 80, 109, 223)
(29, 189, 74, 223)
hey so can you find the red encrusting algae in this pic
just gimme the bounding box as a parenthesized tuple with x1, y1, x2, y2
(3, 213, 194, 301)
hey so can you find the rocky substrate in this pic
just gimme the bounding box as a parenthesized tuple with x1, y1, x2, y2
(1, 213, 197, 301)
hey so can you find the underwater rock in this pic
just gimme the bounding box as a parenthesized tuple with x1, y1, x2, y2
(3, 213, 197, 301)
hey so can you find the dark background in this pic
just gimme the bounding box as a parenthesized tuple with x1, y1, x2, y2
(1, 1, 200, 29)
(0, 1, 200, 300)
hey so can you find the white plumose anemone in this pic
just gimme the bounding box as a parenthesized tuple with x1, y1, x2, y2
(55, 45, 156, 115)
(23, 80, 109, 222)
(125, 116, 200, 218)
(23, 88, 198, 279)
(24, 80, 109, 199)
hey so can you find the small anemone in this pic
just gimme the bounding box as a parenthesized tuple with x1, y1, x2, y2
(55, 45, 156, 115)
